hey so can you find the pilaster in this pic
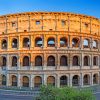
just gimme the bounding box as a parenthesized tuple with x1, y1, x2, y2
(7, 74, 10, 86)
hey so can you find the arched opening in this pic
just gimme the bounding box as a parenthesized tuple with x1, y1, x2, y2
(23, 56, 30, 66)
(93, 40, 98, 49)
(22, 76, 29, 87)
(83, 74, 90, 85)
(84, 56, 90, 66)
(1, 39, 7, 49)
(60, 37, 67, 47)
(47, 76, 55, 86)
(72, 75, 80, 86)
(35, 56, 42, 66)
(34, 76, 42, 88)
(93, 56, 98, 66)
(60, 75, 68, 87)
(72, 38, 79, 47)
(35, 37, 43, 47)
(73, 56, 79, 66)
(12, 38, 18, 48)
(93, 74, 98, 84)
(47, 56, 55, 66)
(12, 75, 17, 86)
(23, 38, 30, 48)
(2, 75, 6, 86)
(47, 37, 55, 47)
(1, 56, 7, 67)
(83, 39, 90, 48)
(12, 56, 17, 67)
(60, 56, 68, 66)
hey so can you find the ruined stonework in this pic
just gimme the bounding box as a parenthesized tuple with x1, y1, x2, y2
(0, 12, 100, 88)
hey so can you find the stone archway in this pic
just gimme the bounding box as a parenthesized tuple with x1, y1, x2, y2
(83, 74, 90, 85)
(60, 75, 68, 87)
(72, 75, 80, 86)
(60, 56, 68, 66)
(47, 56, 55, 66)
(11, 75, 17, 86)
(22, 76, 29, 87)
(34, 76, 42, 88)
(1, 75, 6, 86)
(93, 74, 98, 84)
(47, 37, 55, 47)
(47, 76, 55, 86)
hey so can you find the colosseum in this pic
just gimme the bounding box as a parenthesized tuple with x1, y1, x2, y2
(0, 12, 99, 89)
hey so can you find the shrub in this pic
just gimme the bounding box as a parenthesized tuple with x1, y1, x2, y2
(36, 85, 96, 100)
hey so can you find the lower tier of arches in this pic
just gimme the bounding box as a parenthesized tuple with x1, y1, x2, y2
(0, 72, 100, 88)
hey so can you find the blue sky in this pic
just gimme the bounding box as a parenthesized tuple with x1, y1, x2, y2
(0, 0, 100, 18)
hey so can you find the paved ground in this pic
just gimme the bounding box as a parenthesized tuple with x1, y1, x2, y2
(0, 94, 33, 100)
(0, 87, 100, 100)
(0, 93, 99, 100)
(94, 92, 100, 100)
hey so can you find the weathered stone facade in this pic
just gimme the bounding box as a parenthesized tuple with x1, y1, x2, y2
(0, 12, 100, 88)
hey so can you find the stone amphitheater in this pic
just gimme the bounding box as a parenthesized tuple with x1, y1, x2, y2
(0, 12, 100, 89)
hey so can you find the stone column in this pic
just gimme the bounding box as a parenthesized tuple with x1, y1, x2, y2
(7, 74, 10, 87)
(56, 53, 58, 70)
(30, 54, 33, 70)
(7, 54, 10, 70)
(69, 53, 72, 70)
(43, 53, 46, 70)
(68, 35, 70, 48)
(18, 74, 21, 88)
(43, 74, 47, 85)
(43, 34, 46, 48)
(29, 35, 31, 49)
(5, 16, 8, 33)
(69, 74, 72, 87)
(28, 15, 30, 32)
(56, 74, 60, 88)
(80, 73, 83, 87)
(81, 37, 84, 49)
(57, 36, 60, 48)
(56, 34, 58, 48)
(18, 35, 22, 50)
(29, 54, 31, 70)
(41, 15, 44, 31)
(55, 15, 57, 31)
(68, 16, 70, 32)
(90, 73, 93, 86)
(30, 75, 33, 89)
(8, 36, 10, 50)
(89, 55, 91, 69)
(69, 35, 72, 48)
(32, 75, 34, 88)
(16, 17, 18, 32)
(91, 54, 93, 69)
(18, 54, 20, 70)
(80, 36, 82, 49)
(90, 38, 93, 49)
(57, 54, 60, 70)
(81, 53, 83, 69)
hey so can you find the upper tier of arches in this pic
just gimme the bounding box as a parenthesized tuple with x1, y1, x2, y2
(0, 36, 99, 50)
